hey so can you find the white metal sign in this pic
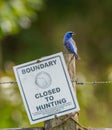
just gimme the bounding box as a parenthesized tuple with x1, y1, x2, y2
(13, 52, 80, 124)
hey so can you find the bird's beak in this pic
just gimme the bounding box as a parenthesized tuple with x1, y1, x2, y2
(72, 32, 75, 35)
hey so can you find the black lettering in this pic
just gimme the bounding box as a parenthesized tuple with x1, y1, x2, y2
(48, 61, 54, 66)
(52, 88, 56, 94)
(45, 103, 51, 108)
(43, 91, 48, 96)
(36, 98, 67, 111)
(30, 66, 35, 72)
(35, 94, 39, 99)
(56, 87, 60, 93)
(45, 62, 49, 67)
(47, 89, 53, 95)
(40, 64, 44, 69)
(53, 60, 56, 65)
(36, 105, 42, 111)
(21, 60, 57, 74)
(62, 98, 66, 103)
(26, 68, 30, 73)
(22, 69, 26, 74)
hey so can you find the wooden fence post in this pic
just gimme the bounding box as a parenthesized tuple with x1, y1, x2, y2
(45, 54, 78, 130)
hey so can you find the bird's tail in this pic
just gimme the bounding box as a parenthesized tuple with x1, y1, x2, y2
(67, 53, 80, 69)
(69, 53, 80, 65)
(74, 53, 80, 60)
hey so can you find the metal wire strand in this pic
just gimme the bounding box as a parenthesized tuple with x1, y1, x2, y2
(0, 80, 112, 85)
(73, 80, 112, 85)
(0, 81, 17, 85)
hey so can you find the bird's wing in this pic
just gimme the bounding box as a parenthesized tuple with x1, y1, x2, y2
(66, 38, 77, 54)
(64, 42, 71, 52)
(69, 38, 77, 53)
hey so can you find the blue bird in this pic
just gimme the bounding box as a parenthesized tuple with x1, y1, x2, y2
(63, 31, 80, 61)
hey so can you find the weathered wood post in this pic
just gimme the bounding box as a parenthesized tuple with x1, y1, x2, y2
(45, 54, 79, 130)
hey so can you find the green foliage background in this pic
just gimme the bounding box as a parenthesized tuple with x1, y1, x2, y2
(0, 0, 112, 128)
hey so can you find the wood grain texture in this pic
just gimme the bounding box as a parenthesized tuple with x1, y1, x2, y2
(44, 54, 78, 130)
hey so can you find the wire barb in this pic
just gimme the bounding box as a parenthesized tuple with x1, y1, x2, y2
(74, 80, 112, 85)
(0, 81, 17, 85)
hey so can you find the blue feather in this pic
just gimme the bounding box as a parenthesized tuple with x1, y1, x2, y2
(63, 31, 80, 60)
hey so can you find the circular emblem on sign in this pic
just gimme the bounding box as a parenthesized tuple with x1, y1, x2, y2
(35, 71, 52, 89)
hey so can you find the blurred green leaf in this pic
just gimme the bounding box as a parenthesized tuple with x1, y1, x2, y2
(0, 0, 44, 38)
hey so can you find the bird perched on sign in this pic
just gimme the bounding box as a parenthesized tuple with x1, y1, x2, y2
(63, 31, 80, 63)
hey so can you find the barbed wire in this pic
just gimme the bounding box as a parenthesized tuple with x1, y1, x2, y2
(73, 80, 112, 85)
(0, 81, 17, 85)
(0, 80, 112, 86)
